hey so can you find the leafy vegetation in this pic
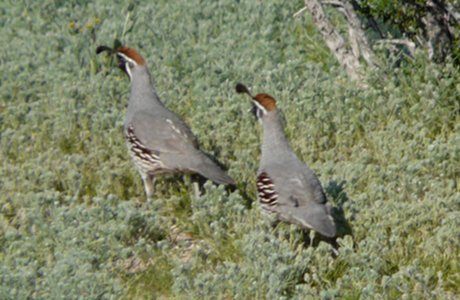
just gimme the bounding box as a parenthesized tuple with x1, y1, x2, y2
(0, 0, 459, 299)
(357, 0, 460, 62)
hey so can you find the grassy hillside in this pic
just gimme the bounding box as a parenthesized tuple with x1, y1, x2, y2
(0, 0, 459, 298)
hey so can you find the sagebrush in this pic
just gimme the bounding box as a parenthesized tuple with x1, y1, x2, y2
(0, 0, 459, 299)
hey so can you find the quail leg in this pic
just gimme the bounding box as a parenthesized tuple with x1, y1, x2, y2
(192, 181, 201, 198)
(141, 173, 156, 200)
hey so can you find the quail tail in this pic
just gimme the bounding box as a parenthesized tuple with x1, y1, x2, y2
(282, 202, 336, 237)
(193, 155, 235, 185)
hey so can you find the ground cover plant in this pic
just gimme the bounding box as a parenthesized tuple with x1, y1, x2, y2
(0, 0, 459, 299)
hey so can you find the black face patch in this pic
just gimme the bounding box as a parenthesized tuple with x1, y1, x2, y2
(117, 55, 128, 75)
(251, 103, 264, 120)
(251, 104, 258, 118)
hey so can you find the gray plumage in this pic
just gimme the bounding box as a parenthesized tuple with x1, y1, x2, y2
(97, 46, 234, 198)
(236, 84, 336, 237)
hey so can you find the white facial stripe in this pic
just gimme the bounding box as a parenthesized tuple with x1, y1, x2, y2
(117, 53, 138, 66)
(125, 66, 132, 80)
(251, 100, 266, 113)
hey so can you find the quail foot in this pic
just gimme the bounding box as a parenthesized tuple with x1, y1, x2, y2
(96, 45, 234, 199)
(236, 83, 336, 237)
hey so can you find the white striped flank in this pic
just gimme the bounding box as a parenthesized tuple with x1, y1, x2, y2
(257, 172, 278, 207)
(166, 119, 184, 136)
(125, 124, 164, 173)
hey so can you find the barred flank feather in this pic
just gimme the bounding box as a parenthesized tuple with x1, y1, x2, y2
(257, 172, 278, 207)
(125, 123, 162, 173)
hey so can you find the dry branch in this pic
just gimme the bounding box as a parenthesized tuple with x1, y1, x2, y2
(295, 0, 363, 81)
(322, 0, 377, 68)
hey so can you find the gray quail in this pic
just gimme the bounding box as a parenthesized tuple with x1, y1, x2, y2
(96, 45, 234, 199)
(236, 83, 336, 237)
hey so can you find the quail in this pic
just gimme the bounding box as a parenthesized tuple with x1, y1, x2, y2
(96, 45, 234, 199)
(236, 83, 336, 237)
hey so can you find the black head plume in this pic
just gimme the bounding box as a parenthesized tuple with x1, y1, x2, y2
(235, 83, 253, 97)
(96, 45, 115, 55)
